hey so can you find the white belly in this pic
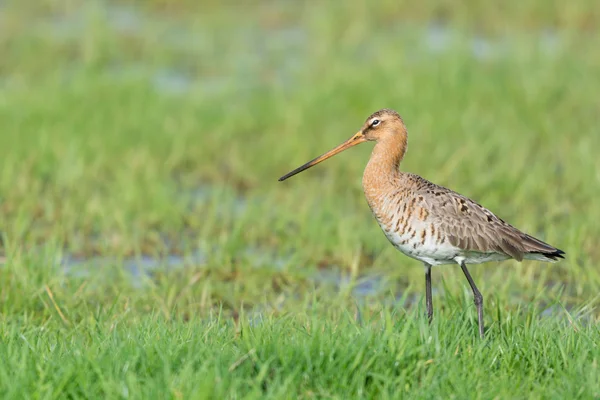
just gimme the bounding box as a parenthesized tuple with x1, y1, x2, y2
(379, 221, 509, 266)
(378, 221, 458, 266)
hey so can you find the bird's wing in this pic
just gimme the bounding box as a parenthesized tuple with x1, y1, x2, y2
(417, 180, 561, 261)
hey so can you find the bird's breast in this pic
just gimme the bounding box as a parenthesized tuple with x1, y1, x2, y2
(365, 191, 458, 265)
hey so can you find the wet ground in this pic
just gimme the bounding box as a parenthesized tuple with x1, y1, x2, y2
(0, 1, 584, 320)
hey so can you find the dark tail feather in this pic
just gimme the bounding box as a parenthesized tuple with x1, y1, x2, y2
(520, 233, 565, 261)
(529, 248, 565, 261)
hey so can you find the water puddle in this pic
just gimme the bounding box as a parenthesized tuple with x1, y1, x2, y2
(62, 250, 207, 283)
(423, 22, 562, 61)
(240, 246, 292, 270)
(311, 269, 388, 298)
(106, 4, 143, 34)
(42, 3, 145, 40)
(59, 241, 392, 300)
(186, 185, 248, 216)
(100, 64, 196, 95)
(152, 69, 194, 95)
(425, 23, 449, 53)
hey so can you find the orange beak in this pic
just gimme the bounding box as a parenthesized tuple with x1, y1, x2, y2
(278, 131, 366, 181)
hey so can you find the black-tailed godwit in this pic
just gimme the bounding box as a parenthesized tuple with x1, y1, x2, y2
(279, 108, 564, 337)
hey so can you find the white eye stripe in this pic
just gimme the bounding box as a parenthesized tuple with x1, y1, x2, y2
(371, 119, 381, 127)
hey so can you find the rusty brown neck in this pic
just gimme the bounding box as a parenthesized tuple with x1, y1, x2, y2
(362, 133, 407, 201)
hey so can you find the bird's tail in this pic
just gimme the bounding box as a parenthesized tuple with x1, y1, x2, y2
(520, 233, 565, 262)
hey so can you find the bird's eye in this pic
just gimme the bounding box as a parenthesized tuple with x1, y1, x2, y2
(371, 119, 380, 127)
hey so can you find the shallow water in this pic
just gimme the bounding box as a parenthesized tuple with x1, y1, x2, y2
(312, 269, 387, 298)
(61, 246, 391, 299)
(187, 185, 248, 216)
(62, 250, 207, 280)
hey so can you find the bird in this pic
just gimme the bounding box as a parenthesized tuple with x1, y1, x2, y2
(278, 108, 564, 337)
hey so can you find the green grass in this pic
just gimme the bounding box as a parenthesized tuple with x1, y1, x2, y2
(0, 0, 599, 398)
(1, 305, 599, 399)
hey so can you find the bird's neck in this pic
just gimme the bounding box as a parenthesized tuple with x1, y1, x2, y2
(362, 135, 407, 201)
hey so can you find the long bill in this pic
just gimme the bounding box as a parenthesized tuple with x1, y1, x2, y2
(278, 131, 366, 181)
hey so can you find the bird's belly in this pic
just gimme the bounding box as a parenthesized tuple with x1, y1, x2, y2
(378, 222, 458, 266)
(379, 222, 510, 266)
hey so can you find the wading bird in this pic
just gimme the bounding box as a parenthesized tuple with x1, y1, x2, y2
(278, 109, 564, 337)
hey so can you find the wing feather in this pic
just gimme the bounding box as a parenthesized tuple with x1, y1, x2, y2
(410, 175, 563, 261)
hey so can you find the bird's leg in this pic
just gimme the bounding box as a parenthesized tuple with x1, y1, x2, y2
(460, 262, 484, 338)
(424, 263, 433, 324)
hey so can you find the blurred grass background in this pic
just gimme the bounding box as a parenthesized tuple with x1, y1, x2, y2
(0, 0, 599, 397)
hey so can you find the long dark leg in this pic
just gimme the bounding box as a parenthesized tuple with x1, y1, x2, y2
(424, 263, 433, 324)
(460, 261, 484, 338)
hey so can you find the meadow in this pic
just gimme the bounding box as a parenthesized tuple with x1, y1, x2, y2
(0, 1, 599, 398)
